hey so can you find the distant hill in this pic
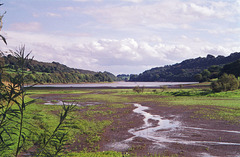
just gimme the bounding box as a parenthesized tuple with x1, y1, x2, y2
(1, 54, 120, 83)
(3, 54, 95, 74)
(129, 52, 240, 82)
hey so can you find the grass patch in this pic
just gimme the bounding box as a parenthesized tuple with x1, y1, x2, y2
(194, 107, 240, 123)
(63, 93, 130, 104)
(118, 88, 240, 123)
(3, 92, 121, 156)
(26, 89, 91, 95)
(7, 87, 240, 156)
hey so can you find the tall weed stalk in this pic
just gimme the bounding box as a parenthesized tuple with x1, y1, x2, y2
(0, 46, 74, 156)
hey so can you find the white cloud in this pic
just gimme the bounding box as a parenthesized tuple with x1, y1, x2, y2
(1, 0, 239, 74)
(208, 28, 240, 34)
(189, 3, 215, 17)
(60, 7, 75, 11)
(201, 46, 232, 56)
(46, 12, 61, 17)
(121, 0, 142, 3)
(83, 0, 238, 29)
(1, 30, 238, 74)
(10, 22, 41, 32)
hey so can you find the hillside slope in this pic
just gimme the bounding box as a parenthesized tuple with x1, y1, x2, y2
(130, 52, 240, 82)
(1, 54, 120, 83)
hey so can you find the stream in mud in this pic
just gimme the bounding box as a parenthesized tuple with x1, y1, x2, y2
(43, 98, 240, 155)
(128, 104, 240, 145)
(108, 103, 240, 153)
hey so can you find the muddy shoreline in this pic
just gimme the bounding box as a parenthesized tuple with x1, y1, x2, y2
(26, 84, 208, 90)
(31, 88, 240, 156)
(100, 102, 240, 156)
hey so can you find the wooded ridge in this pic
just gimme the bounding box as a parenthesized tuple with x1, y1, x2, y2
(129, 52, 240, 82)
(2, 52, 240, 83)
(0, 54, 120, 83)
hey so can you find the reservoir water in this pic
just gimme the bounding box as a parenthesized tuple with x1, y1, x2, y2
(32, 81, 196, 88)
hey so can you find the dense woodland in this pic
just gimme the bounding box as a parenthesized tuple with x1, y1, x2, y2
(0, 54, 122, 83)
(2, 52, 240, 84)
(130, 53, 240, 82)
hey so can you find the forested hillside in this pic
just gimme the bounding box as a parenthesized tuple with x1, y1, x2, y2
(130, 52, 240, 82)
(1, 54, 120, 83)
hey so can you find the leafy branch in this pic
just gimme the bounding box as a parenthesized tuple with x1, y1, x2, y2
(0, 47, 75, 156)
(36, 104, 75, 156)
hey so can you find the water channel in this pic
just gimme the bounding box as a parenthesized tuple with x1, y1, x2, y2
(128, 104, 240, 145)
(42, 97, 240, 156)
(107, 103, 240, 155)
(44, 101, 240, 148)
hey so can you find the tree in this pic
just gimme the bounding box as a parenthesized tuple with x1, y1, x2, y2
(208, 65, 221, 73)
(194, 74, 203, 82)
(211, 73, 239, 92)
(133, 86, 144, 93)
(221, 59, 240, 78)
(201, 69, 210, 77)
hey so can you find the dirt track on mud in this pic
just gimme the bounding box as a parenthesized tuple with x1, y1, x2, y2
(32, 90, 240, 157)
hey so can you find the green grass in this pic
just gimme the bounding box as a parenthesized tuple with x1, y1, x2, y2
(194, 107, 240, 123)
(63, 93, 131, 104)
(161, 96, 240, 123)
(1, 97, 63, 156)
(4, 86, 240, 156)
(2, 93, 119, 156)
(26, 89, 91, 95)
(118, 87, 240, 123)
(30, 87, 240, 124)
(62, 88, 240, 125)
(208, 90, 240, 97)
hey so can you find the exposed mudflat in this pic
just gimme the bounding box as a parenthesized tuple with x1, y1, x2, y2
(32, 91, 240, 157)
(100, 102, 240, 157)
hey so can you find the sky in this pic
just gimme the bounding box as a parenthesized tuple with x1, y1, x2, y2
(0, 0, 239, 75)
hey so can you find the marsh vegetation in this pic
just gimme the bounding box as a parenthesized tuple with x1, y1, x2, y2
(1, 86, 238, 156)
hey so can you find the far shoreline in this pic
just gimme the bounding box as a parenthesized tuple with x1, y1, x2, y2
(26, 81, 203, 89)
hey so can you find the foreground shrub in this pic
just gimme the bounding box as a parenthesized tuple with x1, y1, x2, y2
(211, 73, 239, 92)
(160, 85, 168, 92)
(133, 86, 144, 93)
(0, 47, 75, 156)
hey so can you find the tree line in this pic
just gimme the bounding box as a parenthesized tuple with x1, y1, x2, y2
(1, 54, 122, 83)
(195, 59, 240, 92)
(129, 53, 240, 82)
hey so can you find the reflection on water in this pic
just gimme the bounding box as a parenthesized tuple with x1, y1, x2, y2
(33, 81, 196, 88)
(125, 104, 181, 145)
(44, 100, 101, 107)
